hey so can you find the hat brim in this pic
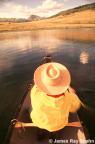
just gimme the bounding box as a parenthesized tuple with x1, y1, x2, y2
(34, 63, 71, 95)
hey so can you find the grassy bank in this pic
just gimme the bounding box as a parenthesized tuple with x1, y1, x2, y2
(0, 8, 95, 32)
(0, 23, 95, 33)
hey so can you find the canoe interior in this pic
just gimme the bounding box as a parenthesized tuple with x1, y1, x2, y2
(7, 85, 88, 144)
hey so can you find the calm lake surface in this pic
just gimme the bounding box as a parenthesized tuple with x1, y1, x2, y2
(0, 29, 95, 143)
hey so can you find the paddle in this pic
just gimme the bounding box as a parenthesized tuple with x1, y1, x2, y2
(76, 88, 95, 112)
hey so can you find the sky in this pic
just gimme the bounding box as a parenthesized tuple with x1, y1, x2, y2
(0, 0, 95, 18)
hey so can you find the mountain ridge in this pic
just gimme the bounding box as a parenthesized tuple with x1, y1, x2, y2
(50, 2, 95, 18)
(28, 15, 44, 21)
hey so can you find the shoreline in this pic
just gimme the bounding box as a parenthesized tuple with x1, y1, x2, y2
(0, 24, 95, 33)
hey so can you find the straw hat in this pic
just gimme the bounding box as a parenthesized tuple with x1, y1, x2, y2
(34, 62, 71, 95)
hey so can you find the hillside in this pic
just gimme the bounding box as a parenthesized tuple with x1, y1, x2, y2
(47, 3, 95, 24)
(51, 2, 95, 18)
(0, 3, 95, 32)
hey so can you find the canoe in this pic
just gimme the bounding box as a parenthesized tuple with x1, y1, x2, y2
(5, 56, 89, 144)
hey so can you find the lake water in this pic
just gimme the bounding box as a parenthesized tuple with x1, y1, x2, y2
(0, 29, 95, 143)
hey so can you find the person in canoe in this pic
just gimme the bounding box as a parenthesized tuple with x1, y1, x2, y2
(29, 62, 81, 132)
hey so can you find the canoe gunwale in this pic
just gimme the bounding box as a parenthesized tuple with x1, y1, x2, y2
(4, 83, 33, 144)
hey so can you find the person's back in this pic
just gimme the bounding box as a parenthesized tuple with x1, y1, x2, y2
(30, 62, 81, 132)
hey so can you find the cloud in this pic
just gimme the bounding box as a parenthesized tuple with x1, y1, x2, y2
(0, 0, 12, 4)
(0, 0, 8, 3)
(0, 0, 64, 18)
(0, 0, 94, 18)
(31, 0, 64, 17)
(86, 0, 95, 2)
(0, 2, 29, 18)
(64, 0, 95, 2)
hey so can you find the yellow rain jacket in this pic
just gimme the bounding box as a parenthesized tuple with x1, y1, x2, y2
(30, 85, 81, 132)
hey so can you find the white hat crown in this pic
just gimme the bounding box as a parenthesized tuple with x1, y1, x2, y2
(43, 64, 62, 86)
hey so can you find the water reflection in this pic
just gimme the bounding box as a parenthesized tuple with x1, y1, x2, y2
(0, 29, 95, 42)
(80, 51, 89, 64)
(0, 33, 63, 73)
